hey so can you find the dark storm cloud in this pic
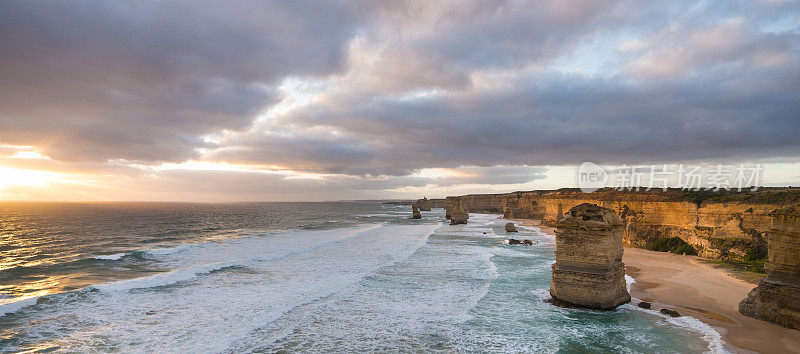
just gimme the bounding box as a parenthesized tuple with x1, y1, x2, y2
(0, 0, 360, 162)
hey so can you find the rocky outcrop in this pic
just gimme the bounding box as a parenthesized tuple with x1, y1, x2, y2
(508, 238, 533, 245)
(550, 203, 631, 310)
(660, 308, 681, 317)
(505, 222, 518, 232)
(739, 204, 800, 330)
(449, 198, 468, 225)
(411, 204, 422, 219)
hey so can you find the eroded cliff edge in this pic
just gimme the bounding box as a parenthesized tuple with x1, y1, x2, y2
(444, 187, 800, 266)
(740, 203, 800, 329)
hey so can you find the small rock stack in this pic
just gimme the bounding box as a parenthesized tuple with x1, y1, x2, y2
(505, 222, 518, 232)
(550, 203, 631, 310)
(449, 198, 468, 225)
(740, 203, 800, 330)
(411, 204, 422, 219)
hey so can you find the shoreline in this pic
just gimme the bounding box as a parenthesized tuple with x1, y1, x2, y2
(512, 217, 800, 353)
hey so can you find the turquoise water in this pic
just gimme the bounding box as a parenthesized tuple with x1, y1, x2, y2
(0, 203, 723, 352)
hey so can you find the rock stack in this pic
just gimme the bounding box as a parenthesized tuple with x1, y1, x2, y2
(550, 203, 630, 310)
(450, 198, 468, 225)
(740, 204, 800, 330)
(411, 204, 422, 219)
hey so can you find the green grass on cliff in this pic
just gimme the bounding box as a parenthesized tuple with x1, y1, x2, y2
(646, 237, 697, 255)
(704, 259, 766, 275)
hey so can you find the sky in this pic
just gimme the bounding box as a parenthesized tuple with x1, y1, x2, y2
(0, 0, 799, 202)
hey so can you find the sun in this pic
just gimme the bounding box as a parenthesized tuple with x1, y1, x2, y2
(0, 166, 61, 191)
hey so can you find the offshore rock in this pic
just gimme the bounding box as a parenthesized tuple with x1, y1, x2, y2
(411, 204, 422, 219)
(660, 308, 681, 317)
(450, 198, 468, 225)
(638, 302, 652, 309)
(505, 222, 518, 232)
(550, 203, 631, 310)
(508, 239, 522, 245)
(523, 239, 533, 246)
(740, 204, 800, 330)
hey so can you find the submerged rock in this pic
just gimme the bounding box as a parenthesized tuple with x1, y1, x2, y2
(505, 222, 518, 233)
(549, 203, 631, 310)
(660, 308, 681, 317)
(637, 302, 652, 309)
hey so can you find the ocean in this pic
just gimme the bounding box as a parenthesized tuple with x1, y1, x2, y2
(0, 202, 725, 352)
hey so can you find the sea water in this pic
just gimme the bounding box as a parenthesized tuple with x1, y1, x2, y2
(0, 202, 724, 352)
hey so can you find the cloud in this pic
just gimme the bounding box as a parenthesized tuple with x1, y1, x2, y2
(0, 0, 361, 163)
(0, 0, 799, 200)
(208, 0, 800, 176)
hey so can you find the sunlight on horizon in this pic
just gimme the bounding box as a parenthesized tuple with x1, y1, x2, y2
(0, 166, 62, 191)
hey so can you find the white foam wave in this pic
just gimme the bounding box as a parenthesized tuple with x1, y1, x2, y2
(93, 253, 128, 260)
(0, 296, 39, 317)
(667, 316, 729, 354)
(625, 274, 635, 292)
(2, 222, 442, 352)
(95, 260, 245, 291)
(625, 274, 728, 354)
(96, 224, 386, 292)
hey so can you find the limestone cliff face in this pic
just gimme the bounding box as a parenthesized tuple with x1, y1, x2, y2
(550, 203, 630, 310)
(416, 198, 446, 209)
(416, 198, 432, 211)
(739, 204, 800, 330)
(451, 193, 509, 214)
(446, 188, 800, 262)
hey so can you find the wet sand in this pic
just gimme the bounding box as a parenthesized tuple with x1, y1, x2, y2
(513, 218, 800, 353)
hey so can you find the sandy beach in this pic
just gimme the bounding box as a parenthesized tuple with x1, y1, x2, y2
(514, 218, 800, 353)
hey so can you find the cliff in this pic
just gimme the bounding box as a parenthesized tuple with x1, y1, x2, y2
(415, 197, 446, 209)
(739, 204, 800, 330)
(444, 187, 800, 263)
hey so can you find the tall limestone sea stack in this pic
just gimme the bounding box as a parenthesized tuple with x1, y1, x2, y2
(739, 203, 800, 329)
(450, 198, 468, 225)
(550, 203, 631, 310)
